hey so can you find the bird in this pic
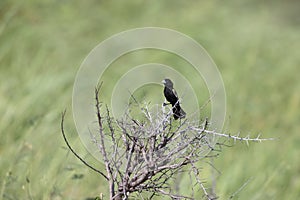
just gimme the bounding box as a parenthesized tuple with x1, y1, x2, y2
(162, 78, 186, 120)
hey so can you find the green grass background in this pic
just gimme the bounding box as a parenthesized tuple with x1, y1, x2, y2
(0, 0, 299, 199)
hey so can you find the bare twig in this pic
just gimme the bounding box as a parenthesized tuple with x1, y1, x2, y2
(95, 84, 117, 199)
(60, 110, 108, 180)
(228, 177, 253, 199)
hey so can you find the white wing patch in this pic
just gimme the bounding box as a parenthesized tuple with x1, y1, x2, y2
(172, 88, 178, 99)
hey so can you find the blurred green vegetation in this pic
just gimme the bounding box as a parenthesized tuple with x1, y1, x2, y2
(0, 0, 299, 199)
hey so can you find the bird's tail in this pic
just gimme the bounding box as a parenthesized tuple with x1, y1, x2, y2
(172, 104, 186, 120)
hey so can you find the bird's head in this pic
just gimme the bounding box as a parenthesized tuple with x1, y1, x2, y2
(162, 78, 173, 88)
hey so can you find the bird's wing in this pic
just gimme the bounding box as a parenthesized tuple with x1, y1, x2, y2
(172, 88, 179, 99)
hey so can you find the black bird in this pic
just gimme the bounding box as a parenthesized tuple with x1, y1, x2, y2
(162, 78, 186, 120)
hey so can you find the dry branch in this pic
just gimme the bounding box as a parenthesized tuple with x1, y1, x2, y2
(61, 85, 274, 200)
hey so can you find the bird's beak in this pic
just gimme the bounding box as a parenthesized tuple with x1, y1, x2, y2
(162, 79, 166, 85)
